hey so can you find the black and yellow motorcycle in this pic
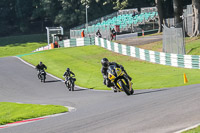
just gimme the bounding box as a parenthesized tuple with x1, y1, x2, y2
(107, 65, 134, 95)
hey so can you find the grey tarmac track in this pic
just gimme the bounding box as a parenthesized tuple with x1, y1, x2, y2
(116, 35, 162, 46)
(0, 56, 200, 133)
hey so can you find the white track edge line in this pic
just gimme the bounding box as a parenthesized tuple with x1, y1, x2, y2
(14, 56, 111, 92)
(13, 57, 200, 132)
(174, 123, 200, 133)
(0, 104, 76, 129)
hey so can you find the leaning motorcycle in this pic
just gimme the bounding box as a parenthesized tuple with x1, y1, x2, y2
(38, 70, 46, 83)
(65, 76, 76, 91)
(107, 65, 134, 96)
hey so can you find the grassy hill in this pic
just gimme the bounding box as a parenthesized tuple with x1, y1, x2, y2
(1, 34, 200, 90)
(0, 34, 47, 57)
(137, 36, 200, 55)
(21, 45, 200, 90)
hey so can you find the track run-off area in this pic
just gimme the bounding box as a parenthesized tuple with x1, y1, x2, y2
(0, 56, 200, 133)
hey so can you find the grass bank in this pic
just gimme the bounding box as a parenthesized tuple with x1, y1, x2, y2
(0, 102, 68, 125)
(0, 42, 47, 57)
(0, 34, 46, 46)
(21, 45, 200, 90)
(138, 37, 200, 55)
(0, 34, 47, 57)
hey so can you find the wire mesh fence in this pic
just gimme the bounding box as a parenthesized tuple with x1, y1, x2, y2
(163, 25, 185, 54)
(164, 4, 193, 36)
(185, 4, 193, 36)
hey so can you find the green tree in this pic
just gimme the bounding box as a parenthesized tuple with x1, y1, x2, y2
(192, 0, 200, 36)
(103, 0, 155, 10)
(53, 0, 85, 29)
(155, 0, 165, 32)
(85, 0, 114, 22)
(41, 0, 62, 26)
(15, 0, 33, 33)
(0, 0, 16, 36)
(173, 0, 183, 26)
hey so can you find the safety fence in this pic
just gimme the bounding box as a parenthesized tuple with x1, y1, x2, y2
(32, 38, 94, 52)
(33, 37, 200, 69)
(163, 25, 185, 55)
(33, 44, 51, 52)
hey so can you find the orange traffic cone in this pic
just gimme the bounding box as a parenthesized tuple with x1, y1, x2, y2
(184, 73, 188, 84)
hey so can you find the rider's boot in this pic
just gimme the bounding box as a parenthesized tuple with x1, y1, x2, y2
(111, 87, 117, 93)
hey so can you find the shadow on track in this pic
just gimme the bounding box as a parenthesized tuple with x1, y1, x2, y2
(73, 88, 88, 92)
(133, 89, 169, 96)
(45, 80, 62, 83)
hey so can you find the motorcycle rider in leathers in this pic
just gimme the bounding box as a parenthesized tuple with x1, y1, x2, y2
(101, 58, 132, 92)
(36, 62, 47, 78)
(63, 68, 75, 82)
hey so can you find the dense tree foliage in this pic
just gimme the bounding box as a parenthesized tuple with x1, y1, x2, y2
(0, 0, 199, 36)
(0, 0, 156, 36)
(155, 0, 193, 33)
(0, 0, 16, 36)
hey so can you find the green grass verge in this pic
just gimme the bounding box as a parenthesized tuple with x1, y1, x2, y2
(186, 39, 200, 55)
(0, 34, 46, 46)
(21, 45, 200, 90)
(0, 102, 68, 125)
(0, 42, 47, 57)
(182, 126, 200, 133)
(0, 34, 47, 57)
(138, 37, 200, 55)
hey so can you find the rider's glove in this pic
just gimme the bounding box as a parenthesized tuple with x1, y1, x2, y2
(120, 65, 124, 70)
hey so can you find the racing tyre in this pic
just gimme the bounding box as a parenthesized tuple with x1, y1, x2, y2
(130, 89, 134, 95)
(118, 80, 131, 96)
(71, 81, 74, 91)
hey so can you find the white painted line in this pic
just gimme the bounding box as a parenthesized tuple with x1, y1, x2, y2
(174, 123, 200, 133)
(0, 103, 76, 129)
(14, 56, 111, 92)
(65, 106, 76, 112)
(15, 56, 36, 68)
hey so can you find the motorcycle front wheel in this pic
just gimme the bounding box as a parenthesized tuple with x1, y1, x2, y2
(71, 80, 74, 91)
(118, 80, 131, 96)
(40, 74, 45, 83)
(68, 82, 71, 91)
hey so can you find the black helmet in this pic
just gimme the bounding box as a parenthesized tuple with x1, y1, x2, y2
(39, 62, 43, 66)
(66, 68, 70, 71)
(101, 58, 109, 68)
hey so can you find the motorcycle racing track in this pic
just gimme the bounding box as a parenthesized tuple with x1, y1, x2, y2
(0, 56, 200, 133)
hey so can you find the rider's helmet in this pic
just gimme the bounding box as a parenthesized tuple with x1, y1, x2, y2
(101, 58, 109, 68)
(39, 62, 43, 66)
(66, 68, 70, 72)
